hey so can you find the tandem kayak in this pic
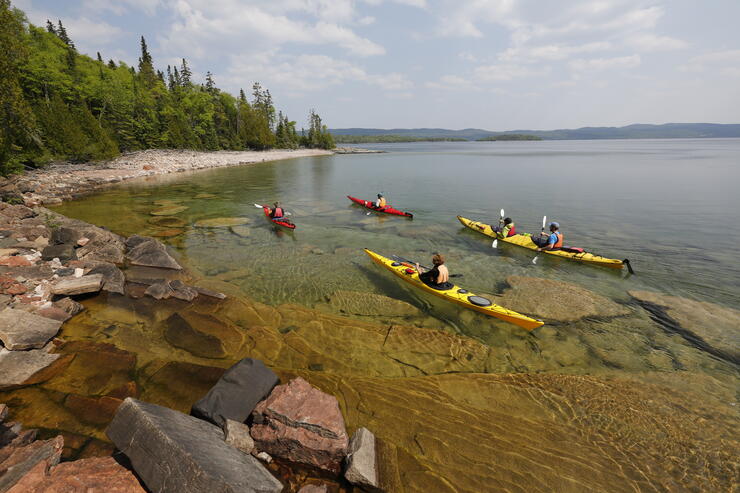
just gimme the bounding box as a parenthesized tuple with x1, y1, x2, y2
(262, 205, 296, 229)
(347, 196, 413, 218)
(363, 249, 544, 331)
(457, 215, 630, 270)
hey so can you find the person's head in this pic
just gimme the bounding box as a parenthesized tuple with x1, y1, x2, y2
(432, 253, 445, 265)
(377, 193, 383, 198)
(549, 221, 559, 232)
(274, 201, 280, 208)
(503, 217, 512, 225)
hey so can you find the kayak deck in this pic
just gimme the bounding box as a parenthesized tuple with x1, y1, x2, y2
(262, 206, 296, 229)
(347, 195, 413, 218)
(364, 249, 543, 331)
(457, 215, 626, 269)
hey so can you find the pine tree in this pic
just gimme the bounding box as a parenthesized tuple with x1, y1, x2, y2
(205, 71, 215, 93)
(107, 59, 116, 69)
(138, 36, 156, 87)
(97, 52, 103, 63)
(180, 58, 191, 86)
(56, 20, 73, 48)
(45, 19, 56, 35)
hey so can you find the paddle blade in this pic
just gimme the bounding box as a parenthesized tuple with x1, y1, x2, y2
(492, 239, 498, 248)
(254, 203, 264, 208)
(532, 255, 539, 265)
(542, 215, 547, 229)
(500, 208, 505, 218)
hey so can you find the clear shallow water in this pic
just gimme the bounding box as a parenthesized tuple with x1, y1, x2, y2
(20, 139, 739, 489)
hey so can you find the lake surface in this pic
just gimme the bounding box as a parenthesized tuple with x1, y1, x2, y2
(39, 139, 739, 490)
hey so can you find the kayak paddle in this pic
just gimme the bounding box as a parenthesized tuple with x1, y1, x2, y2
(253, 203, 291, 215)
(391, 255, 463, 278)
(492, 208, 504, 248)
(532, 215, 546, 265)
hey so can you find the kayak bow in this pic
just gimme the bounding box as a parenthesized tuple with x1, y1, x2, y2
(457, 215, 629, 270)
(347, 196, 413, 218)
(364, 249, 543, 331)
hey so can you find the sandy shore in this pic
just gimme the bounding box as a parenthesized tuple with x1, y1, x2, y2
(5, 148, 333, 206)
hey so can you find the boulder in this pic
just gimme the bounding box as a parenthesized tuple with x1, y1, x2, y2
(50, 227, 81, 246)
(193, 217, 250, 228)
(326, 290, 420, 317)
(496, 276, 630, 322)
(164, 311, 243, 359)
(40, 244, 76, 262)
(12, 456, 146, 493)
(51, 274, 103, 296)
(106, 398, 282, 493)
(191, 358, 279, 428)
(145, 279, 198, 301)
(0, 205, 35, 220)
(0, 308, 63, 350)
(0, 436, 63, 492)
(0, 345, 70, 390)
(126, 236, 182, 270)
(344, 427, 379, 489)
(629, 290, 740, 363)
(52, 297, 85, 317)
(224, 419, 254, 454)
(251, 377, 349, 474)
(87, 263, 125, 295)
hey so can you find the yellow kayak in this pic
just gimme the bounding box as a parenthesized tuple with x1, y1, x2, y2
(457, 216, 629, 270)
(363, 249, 544, 331)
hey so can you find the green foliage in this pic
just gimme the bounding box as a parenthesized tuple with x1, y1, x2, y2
(303, 109, 335, 149)
(0, 1, 333, 176)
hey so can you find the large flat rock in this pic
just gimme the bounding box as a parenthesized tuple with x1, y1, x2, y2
(12, 456, 146, 492)
(51, 274, 104, 296)
(106, 398, 282, 493)
(497, 275, 630, 322)
(251, 377, 348, 474)
(0, 344, 70, 390)
(191, 358, 279, 428)
(0, 308, 63, 350)
(629, 290, 740, 363)
(163, 311, 243, 359)
(126, 236, 182, 270)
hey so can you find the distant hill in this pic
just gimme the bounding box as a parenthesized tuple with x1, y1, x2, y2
(329, 123, 740, 141)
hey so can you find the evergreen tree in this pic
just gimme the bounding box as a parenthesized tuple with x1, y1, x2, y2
(180, 58, 191, 85)
(56, 20, 73, 48)
(45, 19, 56, 35)
(137, 36, 156, 88)
(205, 71, 215, 93)
(107, 59, 116, 69)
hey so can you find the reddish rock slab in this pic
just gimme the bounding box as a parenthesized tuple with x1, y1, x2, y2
(251, 377, 349, 474)
(35, 306, 72, 322)
(0, 256, 32, 267)
(0, 435, 63, 492)
(63, 395, 124, 426)
(11, 456, 146, 493)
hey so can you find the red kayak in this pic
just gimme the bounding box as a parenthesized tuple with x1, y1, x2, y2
(262, 205, 296, 229)
(347, 196, 414, 218)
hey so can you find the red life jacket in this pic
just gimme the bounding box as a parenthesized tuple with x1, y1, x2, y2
(508, 224, 516, 236)
(553, 231, 563, 248)
(272, 207, 284, 218)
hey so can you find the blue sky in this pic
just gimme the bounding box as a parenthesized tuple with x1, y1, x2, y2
(13, 0, 740, 130)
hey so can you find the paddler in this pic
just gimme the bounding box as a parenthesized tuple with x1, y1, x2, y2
(535, 222, 563, 251)
(492, 217, 516, 238)
(269, 201, 285, 220)
(415, 253, 452, 290)
(374, 193, 387, 210)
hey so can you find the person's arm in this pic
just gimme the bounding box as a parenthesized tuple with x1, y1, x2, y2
(415, 263, 424, 274)
(537, 234, 556, 251)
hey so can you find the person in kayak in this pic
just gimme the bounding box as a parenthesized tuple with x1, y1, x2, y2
(415, 254, 452, 290)
(492, 217, 516, 238)
(374, 193, 387, 210)
(534, 222, 563, 251)
(269, 202, 285, 220)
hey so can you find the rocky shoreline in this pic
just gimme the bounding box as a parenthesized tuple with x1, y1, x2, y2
(0, 149, 333, 207)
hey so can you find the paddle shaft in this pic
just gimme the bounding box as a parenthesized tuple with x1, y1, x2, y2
(392, 255, 462, 278)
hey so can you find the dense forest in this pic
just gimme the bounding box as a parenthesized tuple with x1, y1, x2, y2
(0, 0, 334, 176)
(476, 134, 542, 141)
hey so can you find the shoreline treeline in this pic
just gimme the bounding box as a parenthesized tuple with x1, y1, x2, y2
(0, 1, 334, 176)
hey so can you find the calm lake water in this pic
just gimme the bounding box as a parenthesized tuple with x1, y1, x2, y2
(30, 139, 739, 490)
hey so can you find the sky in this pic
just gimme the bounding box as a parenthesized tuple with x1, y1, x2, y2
(12, 0, 740, 130)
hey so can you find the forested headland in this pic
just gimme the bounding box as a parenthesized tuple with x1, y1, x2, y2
(333, 135, 466, 143)
(0, 0, 334, 176)
(476, 134, 542, 141)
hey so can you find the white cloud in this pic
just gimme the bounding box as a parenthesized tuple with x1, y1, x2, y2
(569, 54, 641, 72)
(82, 0, 163, 16)
(358, 16, 376, 25)
(426, 74, 475, 90)
(680, 49, 740, 77)
(627, 33, 687, 52)
(474, 63, 549, 82)
(499, 41, 612, 62)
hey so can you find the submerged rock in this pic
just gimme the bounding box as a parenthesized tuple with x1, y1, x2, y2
(194, 217, 251, 228)
(629, 290, 740, 363)
(106, 398, 282, 493)
(149, 205, 188, 216)
(325, 290, 420, 317)
(497, 275, 630, 322)
(148, 216, 187, 228)
(251, 377, 349, 474)
(163, 311, 244, 359)
(151, 228, 184, 238)
(229, 225, 251, 238)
